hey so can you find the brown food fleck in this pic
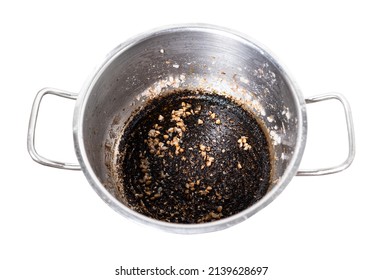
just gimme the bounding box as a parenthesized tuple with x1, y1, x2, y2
(116, 89, 271, 224)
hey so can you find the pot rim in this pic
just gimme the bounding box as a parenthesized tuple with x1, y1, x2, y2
(73, 23, 307, 234)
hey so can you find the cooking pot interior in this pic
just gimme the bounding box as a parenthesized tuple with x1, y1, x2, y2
(78, 26, 303, 206)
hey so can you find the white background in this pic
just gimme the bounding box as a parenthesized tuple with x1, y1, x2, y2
(1, 1, 382, 279)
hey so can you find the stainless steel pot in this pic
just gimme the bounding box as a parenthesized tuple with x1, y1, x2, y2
(28, 24, 355, 234)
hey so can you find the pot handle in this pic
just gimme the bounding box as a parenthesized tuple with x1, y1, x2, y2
(27, 88, 81, 170)
(296, 93, 355, 176)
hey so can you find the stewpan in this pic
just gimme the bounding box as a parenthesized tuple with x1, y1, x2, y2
(28, 24, 355, 234)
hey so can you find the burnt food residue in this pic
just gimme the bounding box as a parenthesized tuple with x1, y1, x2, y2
(116, 89, 271, 223)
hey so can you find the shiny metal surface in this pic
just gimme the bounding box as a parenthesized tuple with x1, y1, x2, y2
(27, 88, 81, 170)
(296, 93, 355, 176)
(73, 24, 307, 233)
